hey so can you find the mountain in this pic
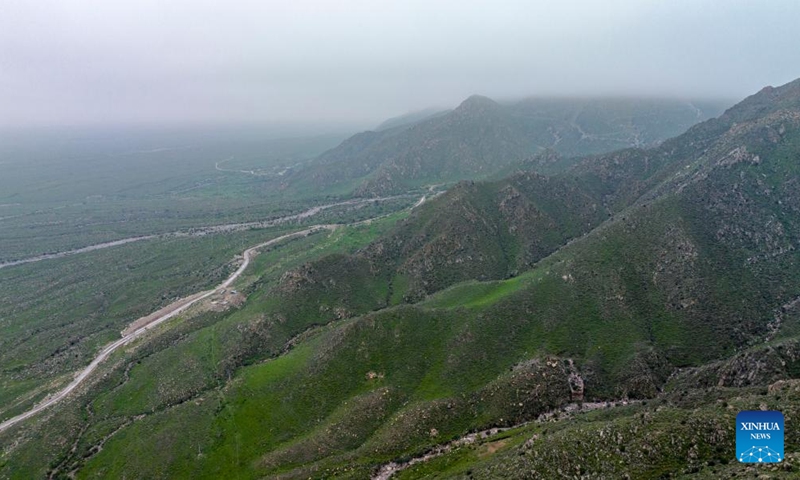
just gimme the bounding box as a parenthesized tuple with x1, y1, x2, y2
(1, 80, 799, 479)
(374, 107, 449, 132)
(290, 96, 730, 196)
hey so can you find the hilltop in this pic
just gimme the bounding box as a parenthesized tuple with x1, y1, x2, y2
(290, 96, 729, 196)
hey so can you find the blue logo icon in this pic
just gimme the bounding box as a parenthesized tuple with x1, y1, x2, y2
(736, 410, 784, 463)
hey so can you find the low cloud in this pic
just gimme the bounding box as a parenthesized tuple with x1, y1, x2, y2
(2, 0, 798, 128)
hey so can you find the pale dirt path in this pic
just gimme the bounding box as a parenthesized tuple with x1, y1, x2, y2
(0, 226, 334, 434)
(0, 236, 159, 270)
(411, 184, 446, 210)
(0, 189, 431, 433)
(0, 196, 408, 270)
(214, 156, 300, 177)
(215, 156, 261, 176)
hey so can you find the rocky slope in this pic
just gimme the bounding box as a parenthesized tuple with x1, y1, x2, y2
(1, 81, 798, 480)
(292, 96, 729, 196)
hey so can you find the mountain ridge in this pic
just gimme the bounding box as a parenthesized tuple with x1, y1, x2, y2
(2, 80, 799, 479)
(290, 96, 730, 197)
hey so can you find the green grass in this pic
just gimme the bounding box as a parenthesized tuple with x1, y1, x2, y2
(0, 227, 300, 415)
(420, 269, 544, 310)
(0, 210, 415, 478)
(0, 128, 349, 262)
(3, 97, 800, 480)
(392, 383, 800, 479)
(8, 180, 793, 479)
(10, 188, 784, 478)
(0, 175, 414, 421)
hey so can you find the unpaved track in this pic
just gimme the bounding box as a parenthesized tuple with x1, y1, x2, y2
(0, 226, 333, 434)
(0, 196, 408, 270)
(0, 189, 434, 433)
(0, 236, 159, 270)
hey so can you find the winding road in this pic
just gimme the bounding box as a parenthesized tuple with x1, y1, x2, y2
(0, 188, 437, 434)
(0, 196, 410, 270)
(0, 225, 336, 434)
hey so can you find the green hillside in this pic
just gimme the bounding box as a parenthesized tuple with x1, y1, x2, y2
(1, 81, 799, 479)
(292, 96, 730, 196)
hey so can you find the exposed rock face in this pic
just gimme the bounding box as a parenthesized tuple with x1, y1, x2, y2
(672, 339, 800, 390)
(278, 263, 317, 293)
(568, 370, 585, 401)
(768, 378, 800, 394)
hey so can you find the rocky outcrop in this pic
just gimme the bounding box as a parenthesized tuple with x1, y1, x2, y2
(671, 339, 800, 390)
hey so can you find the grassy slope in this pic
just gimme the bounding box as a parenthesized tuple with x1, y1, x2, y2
(0, 212, 408, 479)
(56, 88, 800, 478)
(297, 97, 729, 197)
(395, 382, 800, 479)
(0, 228, 297, 418)
(0, 195, 412, 424)
(44, 177, 799, 478)
(2, 85, 798, 479)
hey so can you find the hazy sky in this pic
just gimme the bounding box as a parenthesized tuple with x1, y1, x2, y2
(2, 0, 799, 128)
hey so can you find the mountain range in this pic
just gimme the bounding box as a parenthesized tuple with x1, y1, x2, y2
(2, 80, 800, 479)
(288, 96, 730, 196)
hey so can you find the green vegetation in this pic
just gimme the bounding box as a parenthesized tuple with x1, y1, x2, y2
(0, 122, 416, 422)
(293, 96, 729, 196)
(3, 82, 800, 479)
(0, 227, 293, 417)
(0, 128, 347, 262)
(394, 382, 800, 479)
(0, 210, 413, 479)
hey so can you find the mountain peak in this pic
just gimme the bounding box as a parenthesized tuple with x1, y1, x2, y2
(750, 78, 800, 104)
(723, 77, 800, 123)
(455, 94, 501, 114)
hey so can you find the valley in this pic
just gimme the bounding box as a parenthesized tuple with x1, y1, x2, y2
(0, 186, 433, 434)
(4, 1, 799, 477)
(0, 224, 337, 434)
(1, 81, 799, 479)
(0, 195, 412, 270)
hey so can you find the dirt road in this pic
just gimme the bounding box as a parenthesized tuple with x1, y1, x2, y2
(0, 196, 408, 270)
(0, 226, 334, 434)
(0, 187, 434, 433)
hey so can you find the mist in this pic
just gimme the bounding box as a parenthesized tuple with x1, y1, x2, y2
(2, 0, 799, 128)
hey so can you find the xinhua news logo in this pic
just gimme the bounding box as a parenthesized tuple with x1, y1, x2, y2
(736, 410, 784, 463)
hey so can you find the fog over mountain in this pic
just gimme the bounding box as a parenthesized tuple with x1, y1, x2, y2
(2, 0, 799, 128)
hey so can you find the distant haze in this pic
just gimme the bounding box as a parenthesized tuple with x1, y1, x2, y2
(2, 0, 799, 128)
